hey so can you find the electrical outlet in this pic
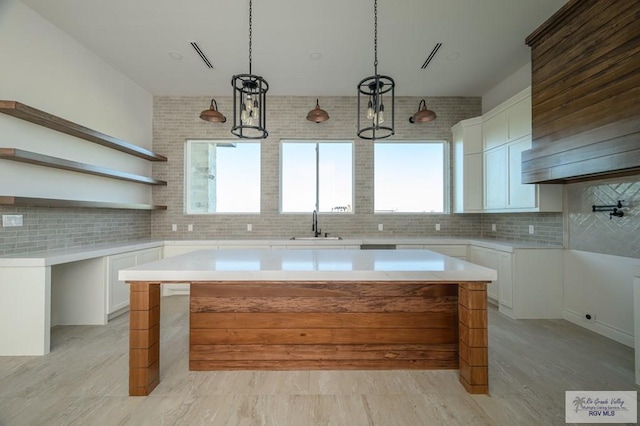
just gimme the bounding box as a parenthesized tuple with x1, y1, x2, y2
(529, 225, 535, 234)
(247, 224, 252, 231)
(378, 224, 384, 231)
(188, 224, 193, 232)
(491, 224, 496, 232)
(435, 223, 440, 231)
(2, 215, 23, 227)
(171, 224, 177, 232)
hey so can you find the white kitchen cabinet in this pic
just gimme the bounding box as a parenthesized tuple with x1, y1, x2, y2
(483, 146, 508, 210)
(106, 247, 161, 316)
(481, 87, 562, 213)
(468, 245, 562, 319)
(507, 95, 532, 141)
(397, 244, 467, 260)
(452, 117, 483, 213)
(507, 136, 535, 209)
(468, 246, 499, 302)
(482, 111, 507, 151)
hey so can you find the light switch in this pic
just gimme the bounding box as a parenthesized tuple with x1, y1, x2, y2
(247, 224, 252, 231)
(188, 224, 193, 232)
(435, 224, 440, 231)
(171, 224, 177, 232)
(529, 225, 535, 234)
(378, 224, 384, 231)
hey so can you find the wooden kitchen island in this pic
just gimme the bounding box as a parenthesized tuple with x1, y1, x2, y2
(119, 249, 496, 396)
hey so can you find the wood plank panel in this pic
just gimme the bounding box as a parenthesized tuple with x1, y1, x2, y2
(524, 0, 640, 182)
(191, 312, 458, 329)
(190, 344, 457, 361)
(190, 296, 457, 313)
(190, 359, 458, 371)
(128, 282, 161, 397)
(190, 328, 458, 346)
(190, 282, 458, 298)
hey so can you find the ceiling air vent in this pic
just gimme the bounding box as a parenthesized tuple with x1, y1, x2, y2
(421, 43, 442, 70)
(190, 42, 214, 69)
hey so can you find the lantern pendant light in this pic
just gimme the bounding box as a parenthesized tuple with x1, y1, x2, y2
(357, 0, 394, 140)
(231, 0, 269, 139)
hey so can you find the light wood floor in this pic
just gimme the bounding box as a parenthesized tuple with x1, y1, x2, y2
(0, 296, 637, 425)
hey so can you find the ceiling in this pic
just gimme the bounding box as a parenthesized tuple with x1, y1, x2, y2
(21, 0, 567, 97)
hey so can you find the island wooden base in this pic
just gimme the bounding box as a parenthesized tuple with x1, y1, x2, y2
(127, 281, 489, 396)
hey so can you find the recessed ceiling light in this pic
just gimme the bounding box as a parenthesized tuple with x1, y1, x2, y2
(447, 53, 460, 61)
(310, 52, 322, 60)
(168, 51, 183, 60)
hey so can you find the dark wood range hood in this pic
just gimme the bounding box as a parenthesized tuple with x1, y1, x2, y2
(522, 0, 640, 184)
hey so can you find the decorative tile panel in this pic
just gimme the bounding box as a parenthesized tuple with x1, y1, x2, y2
(567, 177, 640, 259)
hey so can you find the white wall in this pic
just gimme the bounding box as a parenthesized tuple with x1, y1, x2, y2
(563, 250, 640, 347)
(481, 62, 532, 114)
(0, 0, 153, 204)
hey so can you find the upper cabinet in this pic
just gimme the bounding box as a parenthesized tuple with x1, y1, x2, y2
(452, 87, 562, 213)
(452, 117, 483, 213)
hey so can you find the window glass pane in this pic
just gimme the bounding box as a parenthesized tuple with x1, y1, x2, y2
(319, 143, 353, 212)
(186, 140, 260, 213)
(281, 143, 316, 212)
(374, 142, 445, 213)
(281, 141, 353, 213)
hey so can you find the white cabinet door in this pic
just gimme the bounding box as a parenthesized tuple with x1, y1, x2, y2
(452, 118, 483, 213)
(497, 251, 513, 308)
(463, 153, 483, 212)
(483, 112, 507, 150)
(108, 252, 137, 314)
(507, 136, 535, 209)
(469, 246, 498, 302)
(484, 147, 507, 210)
(507, 96, 532, 141)
(138, 247, 161, 265)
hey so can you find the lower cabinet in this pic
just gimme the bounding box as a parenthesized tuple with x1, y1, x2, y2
(396, 244, 467, 260)
(468, 245, 562, 319)
(106, 247, 161, 316)
(468, 246, 502, 302)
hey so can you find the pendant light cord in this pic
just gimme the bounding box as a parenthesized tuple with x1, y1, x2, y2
(374, 0, 378, 75)
(249, 0, 253, 75)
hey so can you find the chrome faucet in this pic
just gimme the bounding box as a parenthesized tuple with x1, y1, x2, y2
(312, 209, 321, 237)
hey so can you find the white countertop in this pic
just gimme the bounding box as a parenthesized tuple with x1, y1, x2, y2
(0, 240, 163, 267)
(0, 237, 563, 268)
(119, 248, 498, 282)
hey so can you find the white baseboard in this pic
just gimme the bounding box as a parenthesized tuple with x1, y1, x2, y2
(161, 283, 190, 296)
(563, 309, 634, 348)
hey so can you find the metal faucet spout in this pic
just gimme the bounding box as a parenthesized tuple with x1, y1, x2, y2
(312, 210, 321, 237)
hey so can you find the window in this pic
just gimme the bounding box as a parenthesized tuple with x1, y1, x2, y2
(374, 141, 446, 213)
(281, 140, 353, 213)
(185, 140, 260, 213)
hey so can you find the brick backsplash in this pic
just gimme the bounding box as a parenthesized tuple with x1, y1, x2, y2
(480, 213, 564, 246)
(151, 95, 485, 240)
(0, 206, 151, 256)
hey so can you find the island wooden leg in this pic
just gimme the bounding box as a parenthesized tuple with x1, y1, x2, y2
(128, 282, 160, 396)
(458, 282, 488, 394)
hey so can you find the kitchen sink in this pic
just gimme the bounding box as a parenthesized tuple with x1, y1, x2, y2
(289, 236, 343, 240)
